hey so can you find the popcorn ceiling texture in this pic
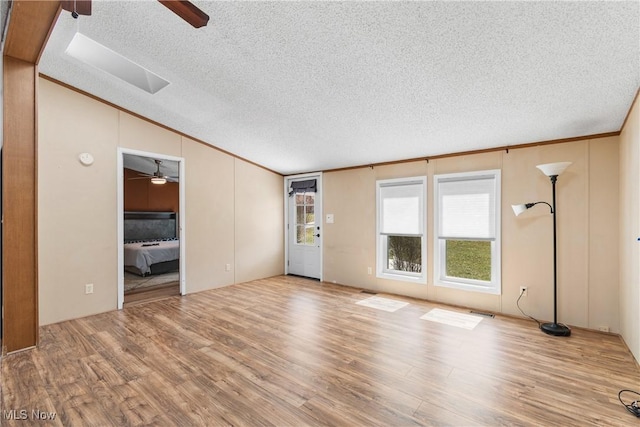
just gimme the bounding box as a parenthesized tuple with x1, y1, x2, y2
(39, 1, 639, 175)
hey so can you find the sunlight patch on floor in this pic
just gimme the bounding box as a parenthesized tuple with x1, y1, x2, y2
(356, 296, 409, 312)
(420, 308, 484, 330)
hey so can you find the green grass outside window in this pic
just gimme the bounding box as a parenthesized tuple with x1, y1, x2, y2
(445, 240, 491, 281)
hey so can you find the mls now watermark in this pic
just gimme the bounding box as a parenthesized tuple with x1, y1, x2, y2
(3, 409, 57, 421)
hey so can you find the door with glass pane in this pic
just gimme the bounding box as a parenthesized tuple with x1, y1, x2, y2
(287, 176, 321, 279)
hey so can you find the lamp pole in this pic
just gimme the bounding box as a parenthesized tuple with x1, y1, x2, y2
(540, 173, 571, 336)
(551, 175, 559, 326)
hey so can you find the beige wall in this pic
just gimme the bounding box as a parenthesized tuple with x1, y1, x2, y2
(38, 78, 284, 325)
(323, 138, 620, 332)
(38, 78, 120, 323)
(182, 138, 236, 293)
(235, 159, 285, 283)
(619, 94, 640, 362)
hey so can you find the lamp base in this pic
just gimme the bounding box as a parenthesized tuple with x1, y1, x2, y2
(540, 322, 571, 337)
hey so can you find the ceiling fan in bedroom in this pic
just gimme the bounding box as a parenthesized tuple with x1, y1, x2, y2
(128, 159, 178, 185)
(61, 0, 210, 28)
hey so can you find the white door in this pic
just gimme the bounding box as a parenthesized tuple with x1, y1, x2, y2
(287, 176, 321, 279)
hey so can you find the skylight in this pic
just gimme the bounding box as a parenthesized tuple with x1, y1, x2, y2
(65, 32, 170, 94)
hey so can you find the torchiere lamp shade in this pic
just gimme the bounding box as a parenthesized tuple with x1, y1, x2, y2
(512, 204, 529, 216)
(536, 162, 572, 177)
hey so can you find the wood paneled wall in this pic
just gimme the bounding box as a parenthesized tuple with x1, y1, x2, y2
(2, 1, 60, 353)
(124, 168, 179, 212)
(3, 57, 38, 352)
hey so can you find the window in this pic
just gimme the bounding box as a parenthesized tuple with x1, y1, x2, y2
(434, 170, 501, 294)
(295, 191, 316, 245)
(376, 177, 426, 283)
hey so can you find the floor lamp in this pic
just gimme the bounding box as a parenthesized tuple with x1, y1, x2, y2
(512, 161, 572, 337)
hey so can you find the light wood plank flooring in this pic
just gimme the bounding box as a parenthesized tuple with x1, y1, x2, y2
(2, 275, 639, 426)
(124, 281, 181, 306)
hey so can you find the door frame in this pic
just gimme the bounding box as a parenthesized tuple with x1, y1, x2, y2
(117, 147, 186, 309)
(284, 172, 323, 280)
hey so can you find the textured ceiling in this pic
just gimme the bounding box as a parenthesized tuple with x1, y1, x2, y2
(39, 1, 639, 175)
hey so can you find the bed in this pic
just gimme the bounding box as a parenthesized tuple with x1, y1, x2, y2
(124, 239, 180, 276)
(124, 211, 180, 276)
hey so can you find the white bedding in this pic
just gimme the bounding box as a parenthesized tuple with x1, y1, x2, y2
(124, 240, 179, 275)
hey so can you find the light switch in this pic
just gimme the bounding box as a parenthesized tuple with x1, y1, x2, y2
(326, 214, 334, 224)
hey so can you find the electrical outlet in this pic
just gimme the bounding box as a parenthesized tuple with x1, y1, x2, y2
(519, 286, 528, 297)
(225, 263, 231, 272)
(367, 267, 372, 275)
(598, 326, 610, 333)
(85, 283, 94, 294)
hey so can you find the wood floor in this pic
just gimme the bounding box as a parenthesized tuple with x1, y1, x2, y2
(1, 275, 639, 426)
(124, 281, 181, 306)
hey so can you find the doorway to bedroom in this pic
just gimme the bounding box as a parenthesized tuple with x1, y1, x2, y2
(117, 149, 186, 308)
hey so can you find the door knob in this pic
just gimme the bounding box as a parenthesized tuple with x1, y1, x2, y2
(315, 234, 320, 238)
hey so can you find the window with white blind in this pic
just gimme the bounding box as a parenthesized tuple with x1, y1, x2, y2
(434, 170, 501, 294)
(376, 177, 426, 283)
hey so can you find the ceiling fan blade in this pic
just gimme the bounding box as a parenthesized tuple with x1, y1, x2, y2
(157, 1, 209, 28)
(61, 0, 92, 16)
(129, 173, 154, 179)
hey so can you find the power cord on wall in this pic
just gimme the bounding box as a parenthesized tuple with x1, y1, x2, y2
(618, 389, 640, 417)
(516, 288, 541, 328)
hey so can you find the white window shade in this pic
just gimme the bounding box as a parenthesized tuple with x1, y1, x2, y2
(376, 176, 427, 284)
(380, 183, 423, 235)
(438, 177, 496, 239)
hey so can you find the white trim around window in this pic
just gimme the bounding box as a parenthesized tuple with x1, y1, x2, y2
(433, 170, 501, 294)
(376, 176, 427, 284)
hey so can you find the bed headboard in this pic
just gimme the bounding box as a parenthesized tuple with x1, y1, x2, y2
(124, 211, 177, 242)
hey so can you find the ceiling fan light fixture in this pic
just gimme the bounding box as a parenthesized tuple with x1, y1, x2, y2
(61, 0, 92, 17)
(65, 32, 170, 94)
(151, 177, 167, 185)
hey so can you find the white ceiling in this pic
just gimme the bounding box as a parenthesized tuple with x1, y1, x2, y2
(39, 1, 639, 175)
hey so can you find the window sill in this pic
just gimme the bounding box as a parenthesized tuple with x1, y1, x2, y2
(377, 271, 426, 285)
(435, 279, 500, 295)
